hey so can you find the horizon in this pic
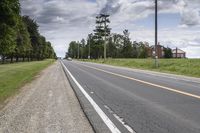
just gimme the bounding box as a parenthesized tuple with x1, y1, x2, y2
(20, 0, 200, 58)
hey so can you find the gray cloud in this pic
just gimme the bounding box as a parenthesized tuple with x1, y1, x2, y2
(20, 0, 200, 58)
(100, 0, 122, 15)
(98, 0, 200, 27)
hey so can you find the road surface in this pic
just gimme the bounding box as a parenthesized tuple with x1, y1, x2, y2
(0, 61, 93, 133)
(62, 60, 200, 133)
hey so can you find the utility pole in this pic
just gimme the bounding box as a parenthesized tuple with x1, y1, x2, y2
(104, 18, 107, 61)
(88, 34, 91, 59)
(102, 14, 110, 61)
(89, 39, 90, 59)
(155, 0, 158, 68)
(78, 42, 80, 59)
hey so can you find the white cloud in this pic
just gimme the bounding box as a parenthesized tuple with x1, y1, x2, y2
(53, 16, 65, 23)
(180, 8, 200, 26)
(20, 0, 200, 58)
(182, 47, 200, 58)
(129, 28, 200, 58)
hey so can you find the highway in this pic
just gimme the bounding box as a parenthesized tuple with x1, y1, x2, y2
(62, 60, 200, 133)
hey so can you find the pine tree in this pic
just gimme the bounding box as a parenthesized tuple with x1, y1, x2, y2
(93, 14, 111, 59)
(122, 30, 133, 58)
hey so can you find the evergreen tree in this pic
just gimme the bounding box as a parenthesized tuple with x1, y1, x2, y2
(94, 14, 111, 59)
(132, 41, 138, 58)
(80, 39, 86, 59)
(164, 47, 172, 58)
(112, 33, 123, 58)
(68, 41, 78, 58)
(122, 30, 133, 58)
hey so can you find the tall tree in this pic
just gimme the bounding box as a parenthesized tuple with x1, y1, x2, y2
(94, 14, 111, 59)
(22, 16, 56, 60)
(122, 30, 133, 58)
(14, 17, 32, 62)
(112, 33, 123, 58)
(107, 34, 117, 58)
(80, 39, 86, 59)
(0, 0, 20, 63)
(164, 47, 172, 58)
(68, 41, 78, 58)
(86, 34, 102, 59)
(86, 33, 93, 59)
(22, 16, 40, 60)
(132, 41, 138, 58)
(46, 42, 55, 58)
(137, 42, 149, 58)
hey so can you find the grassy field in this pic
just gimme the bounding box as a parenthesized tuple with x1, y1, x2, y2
(80, 58, 200, 78)
(0, 59, 55, 103)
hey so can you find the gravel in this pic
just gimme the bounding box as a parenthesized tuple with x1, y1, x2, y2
(0, 61, 94, 133)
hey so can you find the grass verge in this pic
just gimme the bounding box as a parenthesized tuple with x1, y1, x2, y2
(0, 59, 55, 103)
(80, 58, 200, 78)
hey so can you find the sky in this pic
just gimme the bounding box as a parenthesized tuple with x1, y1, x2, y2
(20, 0, 200, 58)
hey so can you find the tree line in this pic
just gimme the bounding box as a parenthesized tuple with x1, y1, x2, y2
(66, 14, 172, 59)
(0, 0, 56, 63)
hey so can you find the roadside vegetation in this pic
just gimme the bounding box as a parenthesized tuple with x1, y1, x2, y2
(80, 58, 200, 78)
(0, 59, 54, 104)
(66, 14, 199, 78)
(0, 0, 56, 64)
(65, 14, 172, 60)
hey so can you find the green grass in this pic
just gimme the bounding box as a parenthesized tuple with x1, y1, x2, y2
(80, 58, 200, 78)
(0, 59, 55, 103)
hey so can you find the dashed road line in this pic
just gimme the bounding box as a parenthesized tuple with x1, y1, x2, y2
(61, 61, 121, 133)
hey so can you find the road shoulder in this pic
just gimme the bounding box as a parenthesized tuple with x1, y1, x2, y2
(0, 61, 93, 133)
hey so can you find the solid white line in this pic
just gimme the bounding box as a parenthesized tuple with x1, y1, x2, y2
(61, 61, 121, 133)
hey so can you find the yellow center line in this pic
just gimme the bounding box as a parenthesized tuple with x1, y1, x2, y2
(77, 62, 200, 100)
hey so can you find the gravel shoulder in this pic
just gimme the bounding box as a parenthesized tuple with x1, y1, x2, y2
(0, 61, 94, 133)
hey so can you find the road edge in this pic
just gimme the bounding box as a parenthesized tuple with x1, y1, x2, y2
(77, 61, 200, 84)
(60, 60, 114, 133)
(0, 60, 56, 111)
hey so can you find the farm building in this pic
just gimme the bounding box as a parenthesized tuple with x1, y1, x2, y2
(172, 48, 186, 58)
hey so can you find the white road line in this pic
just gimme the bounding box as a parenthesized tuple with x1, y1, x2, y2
(61, 61, 121, 133)
(104, 105, 136, 133)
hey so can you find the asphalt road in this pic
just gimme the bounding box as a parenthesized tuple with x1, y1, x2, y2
(62, 60, 200, 133)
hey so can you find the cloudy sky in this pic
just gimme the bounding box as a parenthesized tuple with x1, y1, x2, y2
(20, 0, 200, 58)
